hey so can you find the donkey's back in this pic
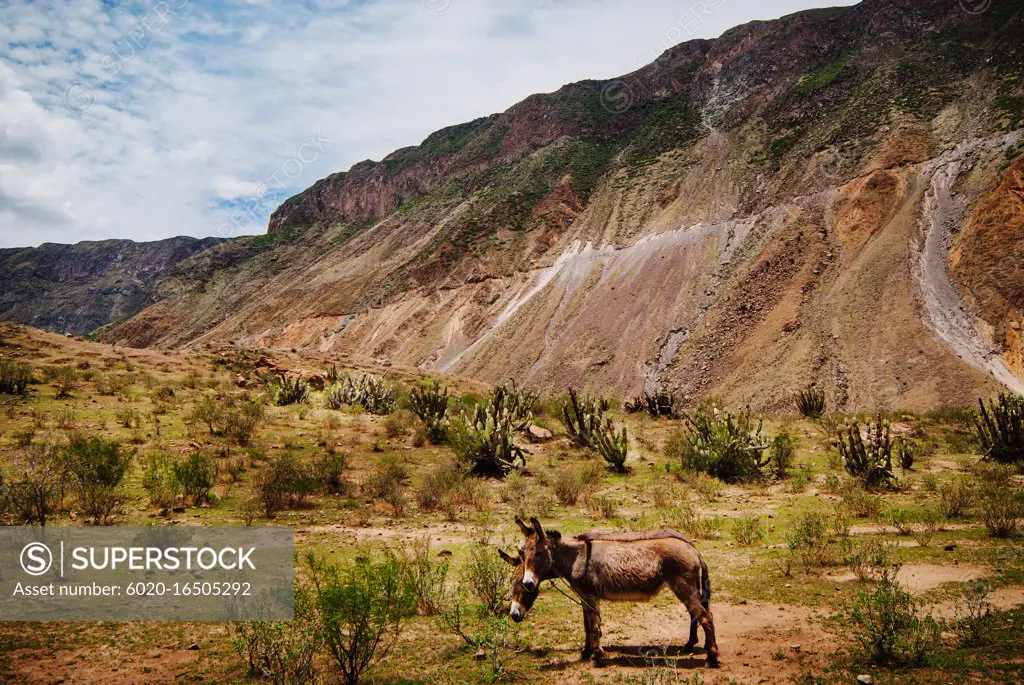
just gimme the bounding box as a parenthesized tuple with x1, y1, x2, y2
(574, 530, 708, 604)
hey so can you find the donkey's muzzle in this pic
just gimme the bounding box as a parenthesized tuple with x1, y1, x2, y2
(509, 602, 525, 623)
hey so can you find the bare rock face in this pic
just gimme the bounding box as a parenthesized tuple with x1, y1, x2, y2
(89, 0, 1024, 409)
(0, 236, 224, 335)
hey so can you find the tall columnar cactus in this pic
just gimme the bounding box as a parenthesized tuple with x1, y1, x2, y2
(561, 389, 609, 447)
(838, 414, 896, 487)
(325, 374, 396, 415)
(269, 375, 310, 406)
(795, 386, 826, 419)
(410, 381, 449, 443)
(623, 391, 678, 418)
(490, 381, 537, 431)
(973, 393, 1023, 464)
(593, 417, 629, 472)
(453, 403, 526, 477)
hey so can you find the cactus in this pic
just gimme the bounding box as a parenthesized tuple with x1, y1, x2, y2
(593, 417, 629, 472)
(269, 375, 310, 406)
(795, 386, 826, 419)
(410, 381, 449, 443)
(623, 391, 678, 418)
(973, 393, 1023, 464)
(838, 414, 896, 487)
(450, 402, 526, 477)
(490, 380, 536, 431)
(673, 406, 770, 483)
(561, 389, 609, 447)
(325, 374, 396, 415)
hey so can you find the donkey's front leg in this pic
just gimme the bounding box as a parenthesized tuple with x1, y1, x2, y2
(580, 598, 604, 661)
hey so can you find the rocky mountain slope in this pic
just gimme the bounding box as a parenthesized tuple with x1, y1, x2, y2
(0, 237, 224, 335)
(98, 0, 1023, 409)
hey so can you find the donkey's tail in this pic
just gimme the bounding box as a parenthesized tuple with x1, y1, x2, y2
(699, 554, 711, 610)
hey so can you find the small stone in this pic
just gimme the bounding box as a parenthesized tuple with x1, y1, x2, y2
(789, 644, 800, 651)
(474, 649, 487, 661)
(856, 676, 873, 685)
(186, 643, 200, 651)
(944, 542, 957, 551)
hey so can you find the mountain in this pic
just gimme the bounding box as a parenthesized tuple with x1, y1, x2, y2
(0, 236, 224, 335)
(82, 0, 1024, 408)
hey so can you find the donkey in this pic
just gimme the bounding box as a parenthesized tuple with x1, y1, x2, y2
(500, 517, 719, 667)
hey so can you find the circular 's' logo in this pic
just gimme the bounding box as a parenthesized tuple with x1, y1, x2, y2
(20, 542, 53, 576)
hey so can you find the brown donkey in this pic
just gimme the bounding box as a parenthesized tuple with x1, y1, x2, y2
(501, 517, 719, 667)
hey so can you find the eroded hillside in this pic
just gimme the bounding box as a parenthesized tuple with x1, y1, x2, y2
(100, 0, 1024, 410)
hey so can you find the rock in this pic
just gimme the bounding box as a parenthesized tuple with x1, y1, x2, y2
(782, 319, 801, 333)
(186, 643, 200, 651)
(789, 645, 800, 651)
(944, 542, 957, 551)
(172, 506, 186, 513)
(528, 425, 553, 442)
(474, 649, 487, 661)
(856, 676, 873, 685)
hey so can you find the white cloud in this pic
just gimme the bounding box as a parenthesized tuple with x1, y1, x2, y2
(213, 174, 261, 200)
(0, 0, 856, 248)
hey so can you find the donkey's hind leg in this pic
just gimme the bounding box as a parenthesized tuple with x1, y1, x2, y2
(669, 581, 719, 667)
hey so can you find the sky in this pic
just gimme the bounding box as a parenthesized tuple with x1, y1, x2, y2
(0, 0, 858, 249)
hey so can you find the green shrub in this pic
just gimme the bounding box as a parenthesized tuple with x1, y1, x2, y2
(0, 359, 32, 395)
(383, 409, 416, 440)
(795, 386, 826, 419)
(363, 456, 407, 514)
(314, 451, 349, 495)
(409, 380, 449, 443)
(66, 436, 133, 524)
(973, 393, 1023, 464)
(450, 403, 526, 477)
(666, 405, 769, 483)
(325, 374, 396, 415)
(461, 540, 513, 617)
(949, 580, 996, 647)
(395, 537, 451, 616)
(770, 433, 795, 479)
(937, 476, 975, 518)
(786, 511, 835, 569)
(172, 452, 217, 505)
(499, 471, 555, 519)
(115, 407, 142, 429)
(306, 553, 416, 685)
(731, 515, 764, 545)
(7, 441, 68, 525)
(839, 481, 883, 518)
(224, 397, 265, 446)
(838, 414, 897, 488)
(47, 365, 80, 399)
(976, 466, 1022, 538)
(848, 572, 940, 665)
(233, 587, 321, 684)
(844, 539, 897, 582)
(142, 452, 179, 514)
(269, 375, 310, 406)
(551, 462, 602, 505)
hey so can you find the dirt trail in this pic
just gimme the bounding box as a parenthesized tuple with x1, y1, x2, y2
(911, 134, 1024, 393)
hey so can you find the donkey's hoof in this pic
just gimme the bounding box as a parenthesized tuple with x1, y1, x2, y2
(682, 641, 697, 654)
(580, 648, 593, 661)
(705, 655, 721, 669)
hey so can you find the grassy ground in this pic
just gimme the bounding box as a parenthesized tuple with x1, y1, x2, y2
(0, 323, 1021, 684)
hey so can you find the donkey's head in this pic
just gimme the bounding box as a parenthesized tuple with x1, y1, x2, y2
(498, 547, 538, 623)
(515, 516, 559, 594)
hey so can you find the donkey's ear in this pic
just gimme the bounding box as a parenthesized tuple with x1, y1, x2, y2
(529, 517, 546, 541)
(514, 517, 533, 536)
(497, 549, 520, 567)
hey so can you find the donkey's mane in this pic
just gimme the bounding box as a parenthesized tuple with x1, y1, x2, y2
(575, 529, 696, 545)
